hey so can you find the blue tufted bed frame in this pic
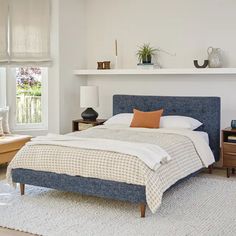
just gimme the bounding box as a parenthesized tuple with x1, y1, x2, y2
(12, 95, 221, 217)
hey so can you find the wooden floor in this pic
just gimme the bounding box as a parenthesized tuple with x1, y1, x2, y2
(0, 165, 230, 236)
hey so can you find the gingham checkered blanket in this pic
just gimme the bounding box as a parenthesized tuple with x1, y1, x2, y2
(7, 126, 214, 213)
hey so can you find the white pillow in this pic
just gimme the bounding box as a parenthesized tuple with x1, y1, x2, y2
(0, 117, 4, 136)
(160, 116, 202, 130)
(105, 113, 202, 130)
(104, 113, 133, 126)
(0, 107, 11, 134)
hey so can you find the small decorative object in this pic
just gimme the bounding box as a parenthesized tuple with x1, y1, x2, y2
(80, 86, 99, 121)
(103, 61, 111, 69)
(207, 47, 222, 68)
(115, 39, 118, 69)
(193, 60, 209, 68)
(137, 43, 157, 64)
(97, 62, 104, 70)
(231, 120, 236, 129)
(97, 61, 111, 70)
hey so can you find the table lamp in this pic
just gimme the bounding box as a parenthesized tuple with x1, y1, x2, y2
(80, 86, 99, 121)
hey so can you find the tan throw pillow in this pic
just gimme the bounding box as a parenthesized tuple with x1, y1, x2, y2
(0, 117, 4, 136)
(0, 107, 11, 134)
(130, 109, 164, 128)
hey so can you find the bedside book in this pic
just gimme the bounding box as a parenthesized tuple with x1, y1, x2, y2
(79, 123, 93, 131)
(228, 135, 236, 143)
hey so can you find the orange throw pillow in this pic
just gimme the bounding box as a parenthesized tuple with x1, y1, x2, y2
(130, 109, 164, 128)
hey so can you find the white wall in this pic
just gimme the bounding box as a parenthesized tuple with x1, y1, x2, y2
(58, 0, 87, 134)
(47, 0, 60, 134)
(81, 0, 236, 129)
(85, 0, 236, 69)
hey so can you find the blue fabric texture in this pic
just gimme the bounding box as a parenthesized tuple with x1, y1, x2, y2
(12, 169, 146, 203)
(12, 169, 201, 204)
(113, 95, 221, 161)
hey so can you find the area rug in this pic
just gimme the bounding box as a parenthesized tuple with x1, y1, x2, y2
(0, 174, 236, 236)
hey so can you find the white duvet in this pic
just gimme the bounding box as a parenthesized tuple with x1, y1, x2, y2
(29, 124, 214, 170)
(29, 133, 171, 171)
(74, 124, 215, 167)
(96, 125, 214, 167)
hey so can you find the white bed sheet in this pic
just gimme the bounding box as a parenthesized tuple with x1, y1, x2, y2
(195, 131, 209, 145)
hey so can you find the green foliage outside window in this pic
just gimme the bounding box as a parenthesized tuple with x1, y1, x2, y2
(16, 67, 42, 96)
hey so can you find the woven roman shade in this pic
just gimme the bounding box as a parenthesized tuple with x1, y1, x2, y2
(0, 0, 51, 65)
(0, 0, 9, 62)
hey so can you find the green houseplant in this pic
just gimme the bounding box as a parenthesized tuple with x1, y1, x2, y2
(136, 43, 158, 64)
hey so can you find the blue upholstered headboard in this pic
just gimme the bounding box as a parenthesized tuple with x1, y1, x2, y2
(113, 95, 221, 162)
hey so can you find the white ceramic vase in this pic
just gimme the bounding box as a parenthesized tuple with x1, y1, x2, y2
(207, 47, 222, 68)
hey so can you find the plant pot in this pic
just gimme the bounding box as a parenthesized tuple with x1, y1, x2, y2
(142, 55, 152, 64)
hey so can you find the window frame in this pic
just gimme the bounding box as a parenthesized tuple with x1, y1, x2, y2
(6, 67, 48, 131)
(0, 68, 7, 107)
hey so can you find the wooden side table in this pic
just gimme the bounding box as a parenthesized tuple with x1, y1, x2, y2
(72, 119, 107, 132)
(222, 128, 236, 178)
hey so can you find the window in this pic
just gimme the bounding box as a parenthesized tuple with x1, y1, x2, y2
(0, 0, 51, 131)
(7, 67, 48, 131)
(15, 67, 48, 129)
(0, 68, 6, 107)
(16, 68, 43, 124)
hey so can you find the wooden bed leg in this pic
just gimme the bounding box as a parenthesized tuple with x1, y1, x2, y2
(20, 183, 25, 195)
(208, 165, 213, 174)
(140, 203, 146, 218)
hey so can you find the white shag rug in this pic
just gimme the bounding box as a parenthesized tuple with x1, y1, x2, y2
(0, 174, 236, 236)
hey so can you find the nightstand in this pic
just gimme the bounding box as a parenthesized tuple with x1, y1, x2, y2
(222, 128, 236, 178)
(72, 119, 107, 132)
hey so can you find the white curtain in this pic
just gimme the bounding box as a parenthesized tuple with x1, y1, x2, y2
(9, 0, 51, 63)
(0, 0, 9, 62)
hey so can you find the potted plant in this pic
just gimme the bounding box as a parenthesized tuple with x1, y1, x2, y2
(136, 43, 158, 64)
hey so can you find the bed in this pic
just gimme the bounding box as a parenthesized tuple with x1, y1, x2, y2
(8, 95, 221, 217)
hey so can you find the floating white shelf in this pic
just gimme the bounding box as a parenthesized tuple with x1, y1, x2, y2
(74, 68, 236, 76)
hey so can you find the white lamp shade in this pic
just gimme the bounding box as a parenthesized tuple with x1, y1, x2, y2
(80, 86, 99, 108)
